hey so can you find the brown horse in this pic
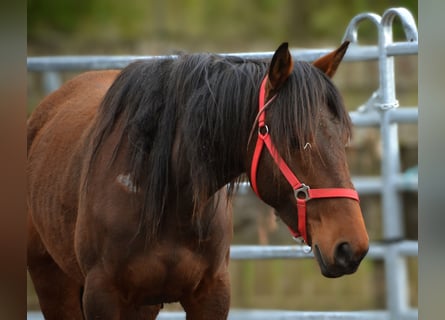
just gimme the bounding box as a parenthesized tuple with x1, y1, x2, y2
(27, 42, 368, 319)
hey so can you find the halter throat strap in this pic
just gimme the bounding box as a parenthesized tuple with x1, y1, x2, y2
(250, 76, 359, 243)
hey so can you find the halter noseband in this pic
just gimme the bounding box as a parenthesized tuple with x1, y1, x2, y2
(250, 76, 359, 244)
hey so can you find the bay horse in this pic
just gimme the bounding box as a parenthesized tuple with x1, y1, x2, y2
(27, 42, 369, 319)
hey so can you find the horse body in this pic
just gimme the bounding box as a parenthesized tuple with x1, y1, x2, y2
(28, 69, 233, 318)
(28, 43, 369, 319)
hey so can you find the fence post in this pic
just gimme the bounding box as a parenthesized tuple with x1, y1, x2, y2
(377, 8, 418, 319)
(42, 71, 62, 94)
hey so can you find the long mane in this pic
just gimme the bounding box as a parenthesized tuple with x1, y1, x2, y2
(85, 53, 351, 241)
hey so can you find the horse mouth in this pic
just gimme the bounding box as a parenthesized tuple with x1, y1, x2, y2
(313, 245, 358, 278)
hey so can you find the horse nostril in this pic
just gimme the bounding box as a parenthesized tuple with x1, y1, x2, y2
(334, 242, 353, 268)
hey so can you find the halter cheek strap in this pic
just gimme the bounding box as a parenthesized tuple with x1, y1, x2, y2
(250, 76, 359, 243)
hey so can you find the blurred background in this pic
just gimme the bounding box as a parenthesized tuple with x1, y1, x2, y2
(27, 0, 418, 313)
(28, 0, 417, 55)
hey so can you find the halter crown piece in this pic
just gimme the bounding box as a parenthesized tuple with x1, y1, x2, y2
(250, 76, 360, 244)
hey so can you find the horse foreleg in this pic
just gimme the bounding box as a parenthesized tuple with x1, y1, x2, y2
(82, 267, 123, 320)
(180, 271, 231, 320)
(83, 268, 161, 320)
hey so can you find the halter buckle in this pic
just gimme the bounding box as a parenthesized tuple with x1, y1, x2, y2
(294, 184, 310, 201)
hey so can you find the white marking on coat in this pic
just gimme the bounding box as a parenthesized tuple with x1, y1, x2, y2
(116, 174, 138, 193)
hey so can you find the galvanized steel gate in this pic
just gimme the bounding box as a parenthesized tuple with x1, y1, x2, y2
(27, 7, 418, 320)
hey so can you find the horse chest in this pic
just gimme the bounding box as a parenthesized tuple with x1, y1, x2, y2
(119, 245, 212, 303)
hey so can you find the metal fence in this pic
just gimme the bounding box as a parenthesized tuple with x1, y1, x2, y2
(27, 7, 418, 320)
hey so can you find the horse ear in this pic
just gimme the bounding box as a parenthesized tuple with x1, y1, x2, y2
(268, 42, 293, 91)
(312, 41, 349, 78)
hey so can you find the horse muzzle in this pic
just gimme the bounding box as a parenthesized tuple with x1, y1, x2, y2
(314, 242, 369, 278)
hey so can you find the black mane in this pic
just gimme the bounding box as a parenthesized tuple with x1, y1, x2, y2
(86, 53, 351, 241)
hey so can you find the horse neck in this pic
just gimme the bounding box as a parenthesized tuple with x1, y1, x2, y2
(209, 88, 259, 186)
(175, 71, 261, 196)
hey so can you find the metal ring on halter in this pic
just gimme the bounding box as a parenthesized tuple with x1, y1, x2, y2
(292, 236, 313, 253)
(258, 124, 269, 137)
(294, 184, 310, 201)
(292, 236, 305, 244)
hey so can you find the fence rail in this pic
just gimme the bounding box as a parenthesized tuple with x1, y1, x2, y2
(27, 7, 418, 320)
(27, 42, 418, 72)
(28, 309, 418, 320)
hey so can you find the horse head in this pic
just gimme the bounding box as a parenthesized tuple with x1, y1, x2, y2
(248, 42, 369, 278)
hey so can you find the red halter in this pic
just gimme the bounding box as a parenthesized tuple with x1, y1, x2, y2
(250, 76, 360, 243)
